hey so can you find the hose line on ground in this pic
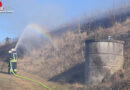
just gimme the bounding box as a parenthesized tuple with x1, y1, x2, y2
(10, 62, 52, 90)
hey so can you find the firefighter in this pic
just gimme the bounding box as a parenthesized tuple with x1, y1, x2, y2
(8, 48, 17, 74)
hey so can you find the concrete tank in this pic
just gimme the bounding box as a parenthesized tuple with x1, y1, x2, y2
(85, 39, 124, 85)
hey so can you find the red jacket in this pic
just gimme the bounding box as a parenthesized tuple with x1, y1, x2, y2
(0, 1, 2, 7)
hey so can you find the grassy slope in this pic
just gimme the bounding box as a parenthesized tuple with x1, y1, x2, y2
(0, 73, 45, 90)
(0, 72, 75, 90)
(18, 18, 130, 78)
(0, 72, 91, 90)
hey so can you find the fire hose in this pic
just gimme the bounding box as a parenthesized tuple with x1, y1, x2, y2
(10, 62, 52, 90)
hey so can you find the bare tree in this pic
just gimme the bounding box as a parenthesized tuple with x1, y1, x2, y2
(5, 37, 10, 45)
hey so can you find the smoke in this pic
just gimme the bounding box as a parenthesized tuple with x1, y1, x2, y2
(0, 0, 129, 40)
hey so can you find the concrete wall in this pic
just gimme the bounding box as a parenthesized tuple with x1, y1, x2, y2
(85, 40, 124, 85)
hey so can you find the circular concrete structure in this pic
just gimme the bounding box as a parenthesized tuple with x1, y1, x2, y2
(85, 39, 124, 85)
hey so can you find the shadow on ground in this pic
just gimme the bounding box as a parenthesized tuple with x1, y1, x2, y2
(49, 62, 85, 84)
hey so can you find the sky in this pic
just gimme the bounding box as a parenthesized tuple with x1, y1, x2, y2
(0, 0, 128, 42)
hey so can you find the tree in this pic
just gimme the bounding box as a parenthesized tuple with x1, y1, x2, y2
(5, 37, 10, 45)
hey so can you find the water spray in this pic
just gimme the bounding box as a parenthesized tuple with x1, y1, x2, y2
(8, 48, 52, 90)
